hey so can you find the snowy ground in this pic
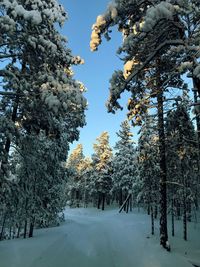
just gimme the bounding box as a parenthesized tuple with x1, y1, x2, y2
(0, 207, 199, 267)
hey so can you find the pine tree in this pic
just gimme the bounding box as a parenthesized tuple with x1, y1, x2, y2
(67, 144, 85, 207)
(92, 132, 113, 210)
(112, 120, 136, 210)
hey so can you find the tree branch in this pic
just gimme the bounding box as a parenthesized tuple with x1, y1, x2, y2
(125, 39, 185, 86)
(0, 54, 19, 59)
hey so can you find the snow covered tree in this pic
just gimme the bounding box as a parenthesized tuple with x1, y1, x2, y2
(78, 156, 93, 207)
(137, 118, 160, 234)
(0, 132, 70, 240)
(165, 104, 198, 240)
(0, 0, 87, 178)
(66, 144, 85, 207)
(66, 145, 93, 208)
(91, 132, 113, 210)
(112, 120, 136, 210)
(0, 0, 87, 238)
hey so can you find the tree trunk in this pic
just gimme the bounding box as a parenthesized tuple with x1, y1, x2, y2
(119, 188, 123, 206)
(76, 190, 80, 208)
(126, 199, 129, 213)
(9, 225, 12, 239)
(0, 214, 6, 240)
(183, 195, 187, 241)
(97, 192, 101, 209)
(183, 173, 187, 241)
(23, 219, 27, 239)
(130, 195, 133, 212)
(154, 205, 158, 219)
(187, 200, 191, 222)
(102, 193, 105, 210)
(157, 80, 168, 249)
(176, 200, 181, 220)
(29, 217, 35, 238)
(193, 82, 200, 210)
(29, 223, 34, 238)
(171, 198, 175, 237)
(17, 223, 21, 238)
(151, 206, 154, 235)
(147, 204, 150, 215)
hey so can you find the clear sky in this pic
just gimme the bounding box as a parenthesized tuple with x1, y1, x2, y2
(60, 0, 137, 156)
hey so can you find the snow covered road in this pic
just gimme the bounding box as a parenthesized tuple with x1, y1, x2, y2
(0, 208, 199, 267)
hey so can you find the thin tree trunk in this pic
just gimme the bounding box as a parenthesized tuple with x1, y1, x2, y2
(126, 199, 129, 213)
(130, 195, 133, 212)
(97, 192, 101, 209)
(9, 225, 12, 239)
(147, 204, 150, 215)
(29, 217, 35, 238)
(154, 205, 158, 219)
(179, 127, 187, 241)
(102, 193, 105, 211)
(171, 198, 175, 237)
(183, 195, 187, 241)
(193, 82, 200, 210)
(176, 200, 181, 220)
(151, 206, 154, 235)
(183, 172, 187, 241)
(157, 73, 168, 249)
(119, 188, 123, 206)
(76, 190, 80, 208)
(0, 214, 6, 240)
(187, 200, 191, 222)
(23, 219, 27, 239)
(17, 223, 21, 238)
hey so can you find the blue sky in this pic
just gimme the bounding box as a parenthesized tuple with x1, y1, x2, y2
(60, 0, 137, 156)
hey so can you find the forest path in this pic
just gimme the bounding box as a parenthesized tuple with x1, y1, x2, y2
(0, 208, 197, 267)
(29, 208, 151, 267)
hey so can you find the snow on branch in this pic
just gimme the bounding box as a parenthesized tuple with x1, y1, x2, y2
(125, 39, 185, 86)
